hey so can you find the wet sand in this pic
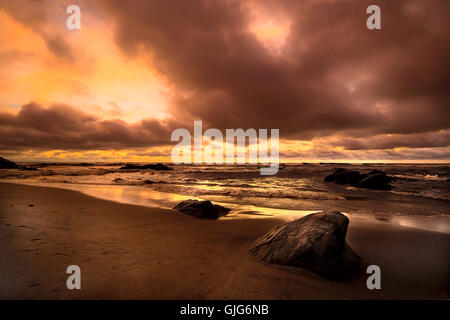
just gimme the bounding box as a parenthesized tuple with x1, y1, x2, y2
(0, 182, 448, 299)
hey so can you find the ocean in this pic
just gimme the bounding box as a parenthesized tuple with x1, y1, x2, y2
(1, 163, 449, 232)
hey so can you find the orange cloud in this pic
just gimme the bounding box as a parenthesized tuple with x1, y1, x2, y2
(0, 7, 169, 123)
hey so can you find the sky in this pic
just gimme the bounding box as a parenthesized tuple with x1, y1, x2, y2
(0, 0, 449, 163)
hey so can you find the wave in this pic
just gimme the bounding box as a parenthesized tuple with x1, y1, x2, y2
(393, 174, 448, 181)
(391, 191, 450, 202)
(148, 183, 345, 201)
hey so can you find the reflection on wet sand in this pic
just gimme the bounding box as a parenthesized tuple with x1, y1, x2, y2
(373, 215, 450, 234)
(4, 181, 449, 234)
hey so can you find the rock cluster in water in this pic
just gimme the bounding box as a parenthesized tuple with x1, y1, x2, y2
(249, 211, 361, 281)
(324, 168, 395, 189)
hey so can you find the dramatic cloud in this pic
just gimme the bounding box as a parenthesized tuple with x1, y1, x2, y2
(98, 0, 449, 138)
(0, 0, 449, 161)
(0, 102, 181, 150)
(336, 132, 450, 150)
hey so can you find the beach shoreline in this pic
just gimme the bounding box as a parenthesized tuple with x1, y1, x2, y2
(0, 182, 448, 299)
(3, 179, 449, 234)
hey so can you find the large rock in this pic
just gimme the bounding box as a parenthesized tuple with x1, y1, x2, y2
(356, 173, 393, 190)
(249, 211, 361, 281)
(0, 157, 18, 169)
(173, 200, 230, 219)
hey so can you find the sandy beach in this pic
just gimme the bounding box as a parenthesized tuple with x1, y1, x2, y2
(0, 182, 448, 299)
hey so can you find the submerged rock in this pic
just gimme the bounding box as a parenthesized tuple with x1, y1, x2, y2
(173, 200, 230, 219)
(249, 211, 361, 281)
(356, 173, 393, 190)
(335, 170, 365, 185)
(324, 168, 350, 182)
(368, 169, 385, 175)
(324, 173, 337, 182)
(0, 157, 18, 169)
(119, 163, 172, 171)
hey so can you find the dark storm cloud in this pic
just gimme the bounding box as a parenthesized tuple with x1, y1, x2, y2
(98, 0, 450, 140)
(337, 132, 450, 150)
(279, 147, 450, 161)
(0, 103, 181, 150)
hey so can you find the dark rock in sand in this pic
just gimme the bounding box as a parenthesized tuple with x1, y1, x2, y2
(356, 173, 393, 190)
(0, 157, 18, 169)
(173, 200, 230, 219)
(119, 163, 172, 171)
(249, 211, 361, 281)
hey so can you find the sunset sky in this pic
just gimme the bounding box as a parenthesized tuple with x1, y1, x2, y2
(0, 0, 449, 163)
